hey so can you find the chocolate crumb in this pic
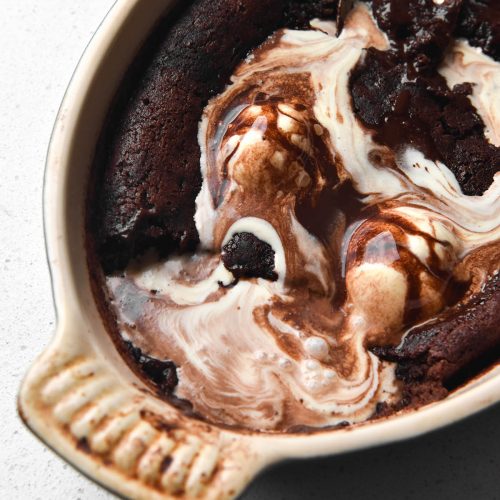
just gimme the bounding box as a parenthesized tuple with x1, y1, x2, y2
(125, 341, 178, 395)
(222, 232, 278, 281)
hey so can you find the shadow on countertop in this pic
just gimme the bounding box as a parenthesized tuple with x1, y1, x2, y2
(242, 403, 500, 500)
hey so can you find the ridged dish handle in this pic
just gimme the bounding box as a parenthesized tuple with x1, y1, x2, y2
(19, 317, 271, 499)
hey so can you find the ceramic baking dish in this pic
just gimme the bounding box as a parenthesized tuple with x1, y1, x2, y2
(18, 0, 500, 498)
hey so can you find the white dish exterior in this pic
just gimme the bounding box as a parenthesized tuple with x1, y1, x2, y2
(19, 1, 500, 498)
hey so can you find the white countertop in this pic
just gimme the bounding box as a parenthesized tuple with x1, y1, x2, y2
(0, 1, 498, 499)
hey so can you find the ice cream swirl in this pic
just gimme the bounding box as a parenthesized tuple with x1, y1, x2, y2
(107, 4, 499, 431)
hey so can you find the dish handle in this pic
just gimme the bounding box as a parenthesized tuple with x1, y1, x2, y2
(18, 318, 273, 499)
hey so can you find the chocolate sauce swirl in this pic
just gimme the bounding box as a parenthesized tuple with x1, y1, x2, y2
(105, 4, 499, 431)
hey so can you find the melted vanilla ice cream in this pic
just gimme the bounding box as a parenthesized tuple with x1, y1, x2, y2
(107, 5, 500, 431)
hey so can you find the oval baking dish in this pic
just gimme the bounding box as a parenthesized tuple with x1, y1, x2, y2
(19, 1, 500, 498)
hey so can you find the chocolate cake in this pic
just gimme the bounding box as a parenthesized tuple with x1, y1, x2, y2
(87, 0, 500, 432)
(89, 0, 338, 273)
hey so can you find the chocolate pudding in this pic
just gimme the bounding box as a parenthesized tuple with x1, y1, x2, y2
(87, 0, 500, 432)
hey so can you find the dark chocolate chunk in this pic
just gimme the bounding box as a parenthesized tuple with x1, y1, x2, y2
(222, 232, 278, 281)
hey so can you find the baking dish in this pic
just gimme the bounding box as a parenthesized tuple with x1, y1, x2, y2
(18, 1, 500, 498)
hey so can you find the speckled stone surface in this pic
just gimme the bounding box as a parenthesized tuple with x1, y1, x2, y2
(0, 1, 498, 499)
